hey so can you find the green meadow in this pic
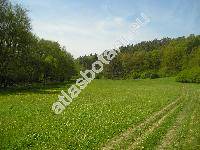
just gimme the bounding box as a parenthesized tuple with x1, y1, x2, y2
(0, 78, 199, 149)
(1, 1, 200, 149)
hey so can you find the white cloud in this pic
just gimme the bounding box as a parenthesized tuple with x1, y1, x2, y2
(31, 16, 132, 57)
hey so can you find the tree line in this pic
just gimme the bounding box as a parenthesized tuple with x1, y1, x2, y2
(77, 35, 200, 83)
(1, 0, 199, 88)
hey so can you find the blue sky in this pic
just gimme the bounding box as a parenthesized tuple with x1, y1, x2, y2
(12, 0, 200, 57)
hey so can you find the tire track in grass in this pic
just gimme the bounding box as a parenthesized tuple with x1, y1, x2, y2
(127, 104, 180, 150)
(116, 97, 183, 150)
(184, 109, 197, 147)
(156, 109, 188, 150)
(156, 91, 193, 150)
(102, 95, 182, 150)
(182, 90, 200, 149)
(169, 90, 199, 149)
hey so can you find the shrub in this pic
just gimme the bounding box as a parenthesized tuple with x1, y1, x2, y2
(140, 71, 160, 79)
(131, 72, 141, 79)
(149, 73, 160, 79)
(125, 71, 140, 79)
(176, 67, 200, 83)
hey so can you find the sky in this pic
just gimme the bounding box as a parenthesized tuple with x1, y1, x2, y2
(11, 0, 200, 58)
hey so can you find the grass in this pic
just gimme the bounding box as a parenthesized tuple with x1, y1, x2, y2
(0, 78, 199, 149)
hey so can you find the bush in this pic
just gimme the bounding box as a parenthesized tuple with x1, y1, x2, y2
(140, 71, 160, 79)
(149, 73, 160, 79)
(125, 71, 140, 79)
(131, 72, 141, 79)
(176, 67, 200, 83)
(140, 72, 148, 79)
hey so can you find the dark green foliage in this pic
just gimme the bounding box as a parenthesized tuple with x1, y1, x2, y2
(176, 67, 200, 83)
(77, 54, 98, 70)
(140, 71, 160, 79)
(35, 40, 76, 83)
(0, 0, 76, 87)
(78, 35, 200, 82)
(127, 71, 140, 79)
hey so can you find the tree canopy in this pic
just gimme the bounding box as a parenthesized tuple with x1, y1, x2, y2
(77, 35, 200, 83)
(0, 0, 76, 87)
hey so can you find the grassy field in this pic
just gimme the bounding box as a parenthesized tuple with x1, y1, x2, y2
(0, 78, 199, 149)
